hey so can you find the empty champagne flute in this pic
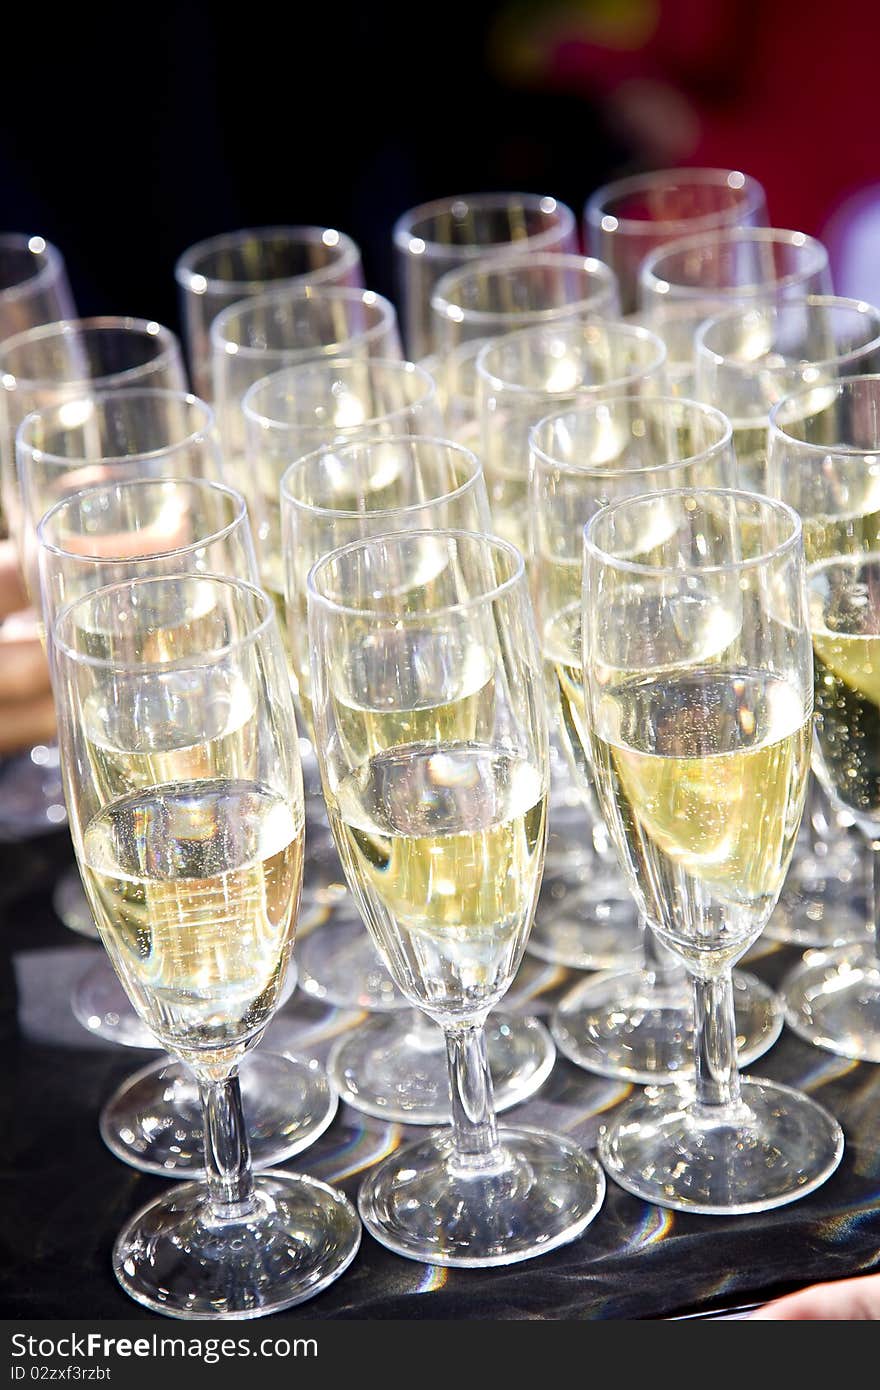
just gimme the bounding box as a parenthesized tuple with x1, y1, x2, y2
(393, 192, 578, 359)
(0, 318, 186, 842)
(767, 376, 880, 1060)
(583, 488, 843, 1212)
(34, 476, 336, 1178)
(53, 573, 360, 1317)
(281, 435, 555, 1121)
(696, 296, 880, 947)
(175, 226, 363, 400)
(309, 529, 604, 1264)
(584, 168, 769, 313)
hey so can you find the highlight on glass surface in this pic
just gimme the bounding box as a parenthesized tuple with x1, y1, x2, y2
(0, 233, 75, 344)
(0, 317, 187, 841)
(696, 296, 880, 949)
(430, 251, 620, 354)
(582, 487, 844, 1213)
(767, 375, 880, 1059)
(308, 528, 604, 1265)
(638, 227, 833, 378)
(393, 191, 578, 360)
(282, 436, 555, 1123)
(475, 317, 668, 552)
(35, 476, 336, 1178)
(584, 168, 769, 313)
(175, 225, 364, 401)
(52, 573, 360, 1318)
(210, 284, 401, 491)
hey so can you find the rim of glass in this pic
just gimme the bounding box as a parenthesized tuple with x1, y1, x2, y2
(53, 572, 274, 672)
(696, 296, 880, 375)
(210, 286, 396, 359)
(37, 476, 248, 564)
(584, 168, 766, 234)
(583, 485, 802, 576)
(392, 192, 576, 260)
(529, 394, 733, 478)
(0, 235, 67, 305)
(640, 228, 829, 301)
(0, 317, 182, 391)
(242, 357, 435, 434)
(17, 388, 216, 467)
(174, 225, 361, 294)
(475, 319, 667, 398)
(307, 526, 525, 619)
(768, 372, 880, 452)
(431, 252, 618, 328)
(281, 433, 482, 519)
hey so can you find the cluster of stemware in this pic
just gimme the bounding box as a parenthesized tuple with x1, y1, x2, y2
(2, 165, 878, 1321)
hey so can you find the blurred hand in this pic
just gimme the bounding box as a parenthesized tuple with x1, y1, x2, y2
(751, 1273, 880, 1320)
(0, 541, 55, 756)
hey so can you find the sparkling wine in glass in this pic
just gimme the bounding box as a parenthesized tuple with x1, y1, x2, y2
(309, 529, 605, 1264)
(53, 573, 360, 1317)
(583, 487, 843, 1212)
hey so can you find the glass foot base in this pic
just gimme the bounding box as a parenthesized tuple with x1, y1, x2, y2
(551, 967, 782, 1084)
(114, 1171, 361, 1319)
(328, 1012, 555, 1124)
(297, 902, 406, 1011)
(100, 1052, 337, 1176)
(358, 1126, 605, 1267)
(53, 869, 98, 939)
(781, 942, 880, 1061)
(526, 874, 641, 971)
(72, 955, 297, 1048)
(598, 1077, 844, 1215)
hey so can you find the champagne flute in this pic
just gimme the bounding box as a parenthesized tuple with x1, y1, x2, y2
(281, 435, 555, 1121)
(584, 168, 769, 313)
(583, 487, 843, 1212)
(175, 226, 363, 400)
(34, 477, 337, 1178)
(210, 284, 400, 503)
(535, 398, 780, 1077)
(393, 191, 578, 359)
(53, 572, 360, 1317)
(766, 376, 880, 1059)
(244, 357, 442, 942)
(309, 529, 604, 1264)
(17, 387, 214, 968)
(638, 227, 832, 391)
(0, 318, 186, 843)
(696, 297, 880, 948)
(430, 252, 619, 355)
(476, 319, 667, 976)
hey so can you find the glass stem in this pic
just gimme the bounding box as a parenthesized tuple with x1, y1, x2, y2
(444, 1021, 503, 1173)
(642, 917, 685, 988)
(198, 1070, 257, 1220)
(691, 971, 741, 1112)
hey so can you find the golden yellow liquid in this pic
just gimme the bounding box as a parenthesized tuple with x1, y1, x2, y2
(328, 742, 547, 1016)
(83, 668, 257, 802)
(591, 668, 811, 966)
(81, 779, 303, 1061)
(328, 625, 496, 766)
